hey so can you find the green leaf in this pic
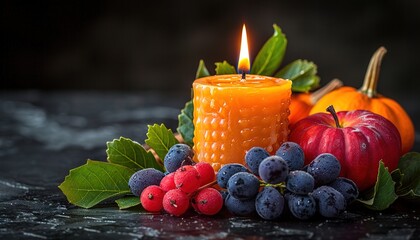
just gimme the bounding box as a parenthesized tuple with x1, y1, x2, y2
(357, 161, 398, 210)
(145, 124, 179, 161)
(215, 61, 236, 75)
(196, 60, 210, 79)
(391, 168, 403, 191)
(275, 59, 320, 92)
(251, 24, 287, 76)
(393, 152, 420, 201)
(106, 137, 163, 172)
(275, 59, 316, 79)
(290, 75, 320, 92)
(58, 160, 135, 208)
(177, 100, 194, 147)
(115, 196, 141, 209)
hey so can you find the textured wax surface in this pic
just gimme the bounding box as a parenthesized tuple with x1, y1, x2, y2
(193, 75, 291, 170)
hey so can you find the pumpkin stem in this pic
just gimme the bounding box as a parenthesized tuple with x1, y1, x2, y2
(359, 46, 387, 98)
(309, 78, 343, 104)
(326, 105, 341, 128)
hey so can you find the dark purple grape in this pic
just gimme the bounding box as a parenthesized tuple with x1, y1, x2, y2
(216, 163, 248, 189)
(288, 193, 317, 220)
(276, 142, 305, 171)
(164, 144, 194, 173)
(255, 187, 284, 220)
(227, 172, 260, 200)
(245, 147, 270, 176)
(307, 153, 341, 185)
(328, 177, 359, 204)
(312, 186, 346, 218)
(219, 190, 229, 201)
(258, 156, 289, 184)
(287, 170, 315, 194)
(224, 194, 256, 216)
(128, 168, 165, 196)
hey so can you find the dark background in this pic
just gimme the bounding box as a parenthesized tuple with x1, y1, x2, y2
(0, 5, 420, 238)
(2, 0, 420, 99)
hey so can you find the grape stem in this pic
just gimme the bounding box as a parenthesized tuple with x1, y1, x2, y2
(198, 180, 217, 190)
(260, 181, 287, 193)
(188, 180, 217, 197)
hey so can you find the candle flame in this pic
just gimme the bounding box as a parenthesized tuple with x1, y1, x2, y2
(238, 24, 250, 73)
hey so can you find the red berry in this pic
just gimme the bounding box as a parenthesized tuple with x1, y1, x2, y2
(191, 195, 201, 213)
(194, 162, 215, 186)
(162, 189, 190, 216)
(174, 165, 201, 193)
(192, 188, 223, 216)
(140, 185, 165, 212)
(160, 172, 176, 192)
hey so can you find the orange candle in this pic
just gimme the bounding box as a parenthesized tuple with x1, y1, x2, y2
(192, 25, 292, 170)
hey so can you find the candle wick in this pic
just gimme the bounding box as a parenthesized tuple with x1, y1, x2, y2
(241, 72, 246, 80)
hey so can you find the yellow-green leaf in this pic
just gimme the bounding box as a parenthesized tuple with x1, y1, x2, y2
(357, 161, 398, 210)
(196, 60, 210, 79)
(115, 196, 141, 209)
(215, 61, 236, 75)
(393, 152, 420, 201)
(58, 160, 134, 208)
(106, 137, 163, 172)
(177, 100, 194, 147)
(250, 24, 287, 76)
(145, 124, 179, 160)
(275, 59, 320, 92)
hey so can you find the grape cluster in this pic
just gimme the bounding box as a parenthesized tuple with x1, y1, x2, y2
(219, 141, 359, 220)
(129, 142, 359, 220)
(129, 144, 223, 216)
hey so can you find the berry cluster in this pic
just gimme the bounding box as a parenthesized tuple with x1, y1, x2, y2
(129, 142, 359, 220)
(287, 152, 359, 219)
(128, 144, 223, 216)
(218, 142, 359, 220)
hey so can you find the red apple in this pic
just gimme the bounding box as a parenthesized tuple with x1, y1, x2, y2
(289, 105, 402, 191)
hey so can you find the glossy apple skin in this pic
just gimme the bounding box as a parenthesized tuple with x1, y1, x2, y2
(289, 110, 402, 191)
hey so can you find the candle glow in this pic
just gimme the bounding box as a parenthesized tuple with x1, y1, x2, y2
(238, 24, 250, 73)
(192, 25, 292, 171)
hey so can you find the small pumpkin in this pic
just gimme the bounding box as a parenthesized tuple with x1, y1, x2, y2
(310, 47, 415, 153)
(289, 79, 342, 126)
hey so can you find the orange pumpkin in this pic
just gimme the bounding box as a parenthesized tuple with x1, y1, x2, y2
(310, 47, 415, 153)
(289, 79, 342, 126)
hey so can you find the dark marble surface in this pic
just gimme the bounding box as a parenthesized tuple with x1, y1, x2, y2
(0, 91, 419, 239)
